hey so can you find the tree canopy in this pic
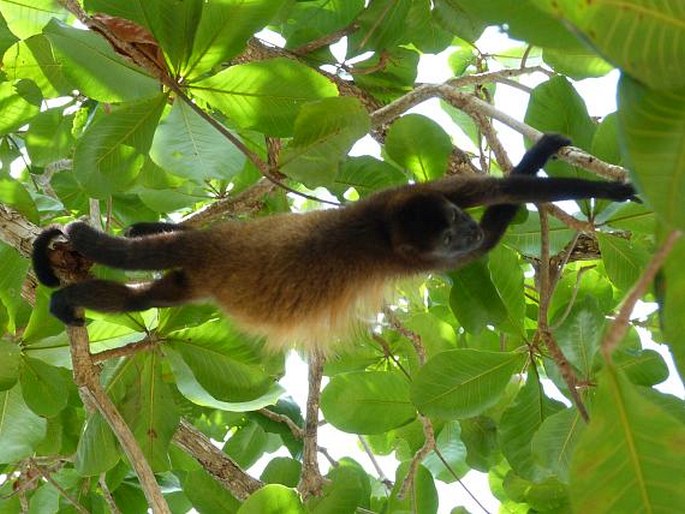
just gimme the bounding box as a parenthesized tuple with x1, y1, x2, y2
(0, 0, 683, 513)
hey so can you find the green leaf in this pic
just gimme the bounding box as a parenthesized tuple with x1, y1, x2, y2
(321, 371, 416, 434)
(150, 100, 246, 182)
(525, 76, 595, 154)
(3, 36, 71, 98)
(0, 385, 47, 463)
(113, 351, 180, 471)
(43, 19, 159, 102)
(1, 0, 64, 39)
(532, 407, 586, 483)
(308, 461, 368, 514)
(487, 246, 525, 335)
(25, 107, 75, 167)
(182, 468, 241, 513)
(349, 0, 412, 51)
(167, 320, 278, 402)
(552, 296, 605, 378)
(237, 484, 305, 514)
(618, 76, 685, 228)
(74, 411, 120, 475)
(191, 57, 338, 137)
(459, 416, 500, 471)
(0, 80, 41, 136)
(614, 349, 669, 387)
(422, 421, 469, 482)
(0, 245, 30, 332)
(596, 232, 651, 292)
(185, 0, 287, 79)
(387, 463, 438, 514)
(260, 457, 301, 487)
(329, 156, 407, 199)
(223, 421, 268, 469)
(73, 94, 167, 198)
(385, 114, 452, 182)
(570, 366, 685, 513)
(551, 0, 685, 89)
(449, 260, 508, 335)
(166, 348, 284, 411)
(411, 349, 525, 418)
(542, 45, 613, 80)
(503, 211, 575, 257)
(19, 357, 69, 417)
(499, 373, 564, 481)
(281, 97, 370, 187)
(0, 339, 20, 391)
(0, 178, 39, 222)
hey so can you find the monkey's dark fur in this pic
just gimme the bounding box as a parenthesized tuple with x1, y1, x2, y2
(33, 135, 636, 351)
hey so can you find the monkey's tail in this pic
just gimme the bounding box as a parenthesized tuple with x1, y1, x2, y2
(32, 227, 66, 287)
(66, 222, 194, 271)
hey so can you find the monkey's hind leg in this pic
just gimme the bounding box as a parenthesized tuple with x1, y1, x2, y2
(50, 270, 194, 325)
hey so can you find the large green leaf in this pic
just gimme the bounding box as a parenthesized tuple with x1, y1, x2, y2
(552, 296, 605, 378)
(503, 211, 575, 257)
(499, 373, 564, 481)
(74, 411, 120, 475)
(223, 421, 268, 469)
(43, 19, 158, 102)
(19, 357, 69, 417)
(190, 57, 338, 137)
(3, 36, 72, 98)
(0, 80, 40, 136)
(451, 0, 578, 48)
(73, 94, 167, 198)
(570, 366, 685, 512)
(547, 0, 685, 89)
(618, 76, 685, 228)
(411, 349, 525, 418)
(449, 260, 509, 335)
(387, 463, 438, 514)
(185, 0, 287, 79)
(114, 351, 180, 471)
(281, 97, 370, 187)
(150, 100, 245, 182)
(0, 339, 20, 391)
(181, 468, 241, 513)
(385, 114, 452, 182)
(596, 232, 651, 292)
(320, 371, 416, 434)
(1, 0, 64, 39)
(166, 348, 284, 411)
(531, 407, 586, 483)
(0, 385, 47, 463)
(167, 320, 278, 402)
(237, 484, 304, 514)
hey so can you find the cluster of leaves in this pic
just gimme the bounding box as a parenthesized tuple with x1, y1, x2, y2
(0, 0, 683, 513)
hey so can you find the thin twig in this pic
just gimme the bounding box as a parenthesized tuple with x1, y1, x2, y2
(258, 408, 303, 439)
(536, 208, 590, 422)
(358, 436, 392, 488)
(398, 415, 435, 498)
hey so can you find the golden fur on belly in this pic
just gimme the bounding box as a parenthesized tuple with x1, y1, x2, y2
(229, 279, 390, 354)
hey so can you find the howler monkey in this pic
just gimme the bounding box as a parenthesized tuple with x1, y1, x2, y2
(33, 134, 636, 352)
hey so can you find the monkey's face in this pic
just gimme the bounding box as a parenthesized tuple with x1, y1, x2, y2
(390, 193, 483, 265)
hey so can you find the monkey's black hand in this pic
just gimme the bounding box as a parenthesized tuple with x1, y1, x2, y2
(513, 134, 571, 176)
(32, 227, 67, 288)
(50, 290, 85, 326)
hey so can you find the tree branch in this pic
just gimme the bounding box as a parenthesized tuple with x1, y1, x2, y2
(298, 352, 327, 498)
(172, 419, 262, 499)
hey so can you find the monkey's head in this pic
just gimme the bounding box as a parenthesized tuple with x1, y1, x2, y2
(389, 192, 483, 266)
